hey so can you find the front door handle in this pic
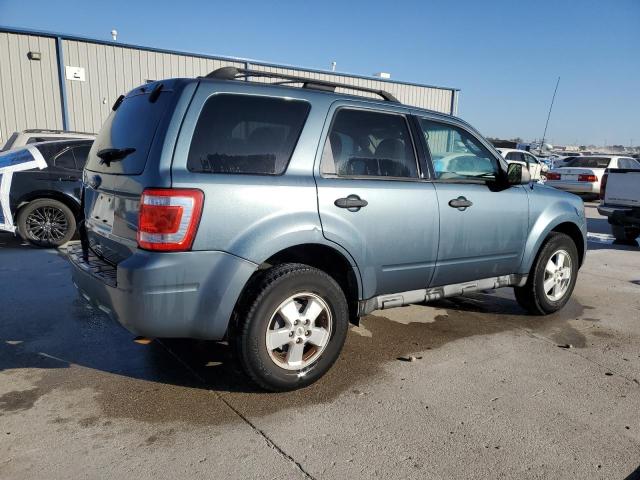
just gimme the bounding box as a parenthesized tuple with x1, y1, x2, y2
(448, 196, 473, 211)
(335, 195, 368, 211)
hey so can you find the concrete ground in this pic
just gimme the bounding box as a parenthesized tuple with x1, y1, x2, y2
(0, 201, 639, 479)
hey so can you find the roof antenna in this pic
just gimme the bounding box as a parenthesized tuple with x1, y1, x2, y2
(330, 61, 336, 72)
(539, 76, 560, 155)
(111, 29, 118, 41)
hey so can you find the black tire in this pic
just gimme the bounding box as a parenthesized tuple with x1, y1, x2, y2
(234, 263, 349, 392)
(17, 198, 76, 248)
(514, 232, 579, 315)
(611, 224, 640, 242)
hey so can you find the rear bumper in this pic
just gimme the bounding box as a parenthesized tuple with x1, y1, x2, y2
(546, 181, 599, 194)
(598, 205, 640, 227)
(68, 244, 258, 340)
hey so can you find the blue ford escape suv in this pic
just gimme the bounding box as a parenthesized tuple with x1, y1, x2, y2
(69, 67, 587, 391)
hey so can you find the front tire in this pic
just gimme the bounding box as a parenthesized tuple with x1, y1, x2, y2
(17, 199, 76, 248)
(235, 263, 349, 392)
(514, 232, 579, 315)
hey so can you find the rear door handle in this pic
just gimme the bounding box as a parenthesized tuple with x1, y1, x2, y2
(448, 196, 473, 211)
(335, 195, 368, 211)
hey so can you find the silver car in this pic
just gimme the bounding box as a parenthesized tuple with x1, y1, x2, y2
(69, 68, 587, 391)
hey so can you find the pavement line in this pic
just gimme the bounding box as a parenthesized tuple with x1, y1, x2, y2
(156, 339, 316, 480)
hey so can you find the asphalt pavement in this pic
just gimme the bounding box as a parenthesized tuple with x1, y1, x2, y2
(1, 201, 639, 479)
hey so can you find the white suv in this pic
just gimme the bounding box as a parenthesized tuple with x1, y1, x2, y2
(497, 148, 547, 180)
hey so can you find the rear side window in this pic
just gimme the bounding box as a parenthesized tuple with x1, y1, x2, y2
(72, 145, 91, 169)
(320, 108, 418, 178)
(85, 88, 173, 175)
(187, 94, 310, 175)
(54, 148, 76, 169)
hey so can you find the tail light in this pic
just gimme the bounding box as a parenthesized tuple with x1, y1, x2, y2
(137, 188, 204, 251)
(600, 173, 608, 200)
(578, 174, 598, 182)
(546, 172, 561, 180)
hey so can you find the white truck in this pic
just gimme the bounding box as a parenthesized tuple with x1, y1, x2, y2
(598, 168, 640, 242)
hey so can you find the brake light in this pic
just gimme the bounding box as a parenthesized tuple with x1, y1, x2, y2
(137, 188, 204, 251)
(546, 172, 561, 180)
(600, 173, 608, 200)
(578, 174, 598, 182)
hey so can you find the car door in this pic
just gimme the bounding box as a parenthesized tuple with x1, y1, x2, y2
(315, 102, 439, 299)
(416, 116, 529, 286)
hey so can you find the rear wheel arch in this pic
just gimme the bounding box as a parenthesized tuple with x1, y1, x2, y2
(16, 191, 81, 220)
(232, 243, 362, 332)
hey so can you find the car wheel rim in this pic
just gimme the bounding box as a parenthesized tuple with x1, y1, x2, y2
(265, 292, 333, 371)
(25, 206, 68, 243)
(543, 249, 572, 302)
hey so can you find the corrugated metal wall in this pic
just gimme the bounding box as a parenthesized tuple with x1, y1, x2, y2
(0, 28, 458, 143)
(0, 32, 63, 145)
(249, 64, 454, 114)
(62, 39, 244, 133)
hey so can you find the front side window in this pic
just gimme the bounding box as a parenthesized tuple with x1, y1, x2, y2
(524, 153, 538, 165)
(320, 108, 418, 179)
(419, 119, 500, 180)
(187, 94, 310, 175)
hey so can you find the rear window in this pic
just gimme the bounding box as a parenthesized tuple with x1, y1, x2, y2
(85, 88, 173, 175)
(566, 157, 611, 168)
(187, 94, 310, 175)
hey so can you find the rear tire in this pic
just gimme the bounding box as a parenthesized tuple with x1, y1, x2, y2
(234, 263, 349, 392)
(17, 199, 76, 248)
(611, 224, 640, 242)
(514, 232, 579, 315)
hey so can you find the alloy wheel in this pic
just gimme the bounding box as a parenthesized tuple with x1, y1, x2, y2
(543, 249, 572, 301)
(25, 206, 69, 243)
(265, 292, 333, 371)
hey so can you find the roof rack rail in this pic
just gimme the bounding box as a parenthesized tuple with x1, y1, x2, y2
(204, 66, 400, 103)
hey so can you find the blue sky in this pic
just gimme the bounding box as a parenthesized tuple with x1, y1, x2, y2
(1, 0, 638, 146)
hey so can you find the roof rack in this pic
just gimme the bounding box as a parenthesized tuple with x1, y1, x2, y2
(204, 66, 400, 103)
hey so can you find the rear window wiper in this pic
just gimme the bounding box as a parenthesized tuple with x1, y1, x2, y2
(97, 147, 136, 166)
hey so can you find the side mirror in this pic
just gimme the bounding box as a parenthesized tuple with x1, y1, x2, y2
(507, 162, 531, 185)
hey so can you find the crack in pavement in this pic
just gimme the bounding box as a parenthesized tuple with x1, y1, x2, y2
(156, 339, 316, 480)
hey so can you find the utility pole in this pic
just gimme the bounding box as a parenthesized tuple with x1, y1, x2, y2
(540, 76, 560, 155)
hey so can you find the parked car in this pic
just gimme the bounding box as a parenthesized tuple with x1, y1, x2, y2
(497, 148, 547, 180)
(552, 154, 585, 169)
(1, 129, 95, 152)
(545, 156, 640, 197)
(598, 168, 640, 242)
(0, 140, 93, 246)
(69, 69, 587, 391)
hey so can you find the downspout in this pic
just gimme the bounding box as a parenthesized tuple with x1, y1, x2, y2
(55, 36, 70, 130)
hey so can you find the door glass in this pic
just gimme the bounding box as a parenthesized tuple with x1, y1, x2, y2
(321, 109, 418, 178)
(419, 119, 499, 180)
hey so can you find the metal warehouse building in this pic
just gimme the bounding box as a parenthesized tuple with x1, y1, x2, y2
(0, 26, 459, 145)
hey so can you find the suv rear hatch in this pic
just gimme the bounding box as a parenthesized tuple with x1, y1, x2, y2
(82, 81, 182, 264)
